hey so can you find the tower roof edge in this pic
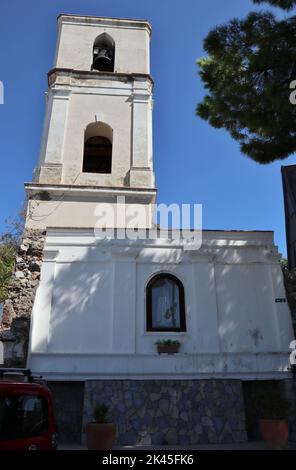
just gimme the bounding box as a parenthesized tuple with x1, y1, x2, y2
(57, 13, 152, 35)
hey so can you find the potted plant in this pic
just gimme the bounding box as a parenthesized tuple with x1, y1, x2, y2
(156, 339, 181, 354)
(251, 389, 291, 449)
(85, 403, 116, 450)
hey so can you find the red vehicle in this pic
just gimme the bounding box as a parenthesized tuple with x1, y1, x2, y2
(0, 369, 58, 450)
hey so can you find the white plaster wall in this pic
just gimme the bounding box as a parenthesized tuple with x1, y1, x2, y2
(62, 93, 132, 186)
(35, 73, 154, 189)
(25, 197, 155, 230)
(215, 264, 279, 353)
(48, 261, 114, 353)
(33, 15, 154, 190)
(55, 16, 151, 74)
(28, 229, 295, 380)
(112, 259, 136, 353)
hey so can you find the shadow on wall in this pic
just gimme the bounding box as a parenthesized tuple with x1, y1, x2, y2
(31, 238, 289, 358)
(48, 245, 121, 353)
(27, 238, 296, 445)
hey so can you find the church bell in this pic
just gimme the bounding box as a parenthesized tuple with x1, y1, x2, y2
(92, 47, 113, 72)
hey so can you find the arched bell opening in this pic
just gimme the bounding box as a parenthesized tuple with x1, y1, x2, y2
(92, 33, 115, 72)
(82, 122, 113, 174)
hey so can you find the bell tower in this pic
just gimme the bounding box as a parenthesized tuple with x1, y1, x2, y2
(26, 14, 156, 229)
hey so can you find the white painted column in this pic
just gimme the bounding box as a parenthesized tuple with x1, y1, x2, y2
(0, 341, 3, 365)
(37, 88, 71, 184)
(111, 252, 137, 353)
(28, 250, 59, 355)
(35, 92, 52, 172)
(43, 89, 71, 164)
(129, 84, 154, 188)
(192, 257, 221, 354)
(131, 96, 151, 168)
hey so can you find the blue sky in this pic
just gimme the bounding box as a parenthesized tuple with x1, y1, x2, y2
(0, 0, 293, 255)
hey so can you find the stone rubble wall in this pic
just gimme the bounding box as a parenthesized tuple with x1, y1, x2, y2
(0, 229, 45, 367)
(83, 379, 247, 445)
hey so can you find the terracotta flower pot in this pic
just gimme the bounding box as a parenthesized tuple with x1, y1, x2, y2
(157, 344, 180, 354)
(259, 419, 289, 449)
(85, 422, 116, 450)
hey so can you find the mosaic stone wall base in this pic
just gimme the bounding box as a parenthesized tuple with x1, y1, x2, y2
(83, 379, 248, 445)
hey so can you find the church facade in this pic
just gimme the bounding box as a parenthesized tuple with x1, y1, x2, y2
(6, 14, 296, 444)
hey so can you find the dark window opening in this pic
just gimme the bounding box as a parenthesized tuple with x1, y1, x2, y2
(92, 33, 115, 72)
(0, 394, 49, 440)
(242, 380, 282, 441)
(83, 136, 112, 174)
(146, 273, 186, 332)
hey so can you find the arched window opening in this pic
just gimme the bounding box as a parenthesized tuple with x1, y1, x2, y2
(92, 33, 115, 72)
(146, 274, 186, 332)
(82, 122, 113, 174)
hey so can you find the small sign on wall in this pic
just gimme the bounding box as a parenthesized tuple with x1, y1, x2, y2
(275, 298, 286, 303)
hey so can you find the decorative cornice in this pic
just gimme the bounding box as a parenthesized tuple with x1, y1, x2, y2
(43, 250, 60, 262)
(111, 246, 141, 260)
(25, 182, 157, 205)
(57, 14, 152, 35)
(41, 227, 277, 256)
(25, 182, 157, 194)
(48, 68, 154, 90)
(50, 88, 72, 99)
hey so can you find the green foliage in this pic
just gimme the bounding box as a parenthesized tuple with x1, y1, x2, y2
(93, 404, 108, 423)
(0, 216, 24, 304)
(253, 0, 296, 9)
(0, 243, 16, 303)
(279, 258, 288, 269)
(197, 2, 296, 163)
(251, 389, 292, 419)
